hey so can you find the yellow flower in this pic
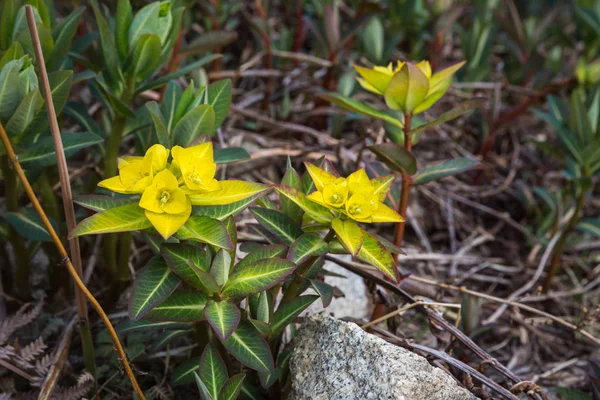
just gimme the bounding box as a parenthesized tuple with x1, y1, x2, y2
(139, 169, 191, 239)
(305, 163, 402, 223)
(172, 142, 220, 193)
(355, 60, 465, 115)
(98, 144, 169, 194)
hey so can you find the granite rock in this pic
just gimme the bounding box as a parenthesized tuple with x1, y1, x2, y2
(288, 315, 478, 400)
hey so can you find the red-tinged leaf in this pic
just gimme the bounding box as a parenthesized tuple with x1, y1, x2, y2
(145, 290, 209, 322)
(219, 373, 246, 400)
(222, 321, 274, 374)
(199, 344, 228, 399)
(221, 258, 296, 299)
(287, 233, 328, 264)
(204, 301, 241, 341)
(268, 296, 319, 339)
(310, 279, 334, 307)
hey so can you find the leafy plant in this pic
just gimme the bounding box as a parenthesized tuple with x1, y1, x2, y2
(532, 86, 600, 290)
(320, 59, 482, 247)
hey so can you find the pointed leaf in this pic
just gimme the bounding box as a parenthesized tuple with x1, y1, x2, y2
(204, 301, 241, 341)
(192, 192, 265, 221)
(5, 208, 58, 242)
(129, 257, 181, 320)
(286, 233, 328, 265)
(357, 230, 398, 281)
(222, 321, 274, 374)
(219, 373, 246, 400)
(368, 143, 417, 175)
(187, 181, 271, 206)
(146, 290, 210, 322)
(275, 185, 333, 224)
(199, 344, 228, 399)
(211, 249, 232, 287)
(129, 33, 161, 81)
(331, 218, 363, 256)
(176, 216, 233, 250)
(194, 372, 214, 400)
(310, 280, 334, 307)
(214, 147, 251, 164)
(47, 8, 84, 70)
(89, 0, 122, 86)
(207, 79, 232, 130)
(221, 258, 296, 299)
(172, 104, 216, 146)
(250, 207, 303, 245)
(19, 132, 103, 168)
(74, 195, 136, 212)
(151, 329, 189, 351)
(269, 296, 319, 339)
(318, 92, 403, 128)
(577, 219, 600, 238)
(70, 203, 152, 238)
(413, 158, 478, 186)
(409, 98, 487, 135)
(161, 244, 219, 294)
(63, 102, 103, 137)
(236, 244, 287, 271)
(5, 89, 44, 138)
(171, 356, 201, 385)
(116, 319, 191, 333)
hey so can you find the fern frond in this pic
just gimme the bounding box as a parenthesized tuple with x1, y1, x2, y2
(15, 338, 47, 370)
(0, 302, 43, 345)
(52, 373, 94, 400)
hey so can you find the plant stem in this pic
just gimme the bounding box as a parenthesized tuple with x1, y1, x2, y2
(393, 113, 413, 248)
(1, 155, 29, 298)
(542, 188, 587, 292)
(0, 119, 146, 399)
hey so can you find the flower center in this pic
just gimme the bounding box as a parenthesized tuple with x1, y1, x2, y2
(348, 204, 361, 215)
(160, 190, 171, 204)
(188, 172, 203, 185)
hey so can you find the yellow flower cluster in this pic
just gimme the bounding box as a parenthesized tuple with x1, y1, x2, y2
(305, 163, 403, 223)
(354, 59, 465, 115)
(98, 142, 219, 238)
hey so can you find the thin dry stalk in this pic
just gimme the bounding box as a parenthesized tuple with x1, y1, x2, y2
(0, 120, 146, 400)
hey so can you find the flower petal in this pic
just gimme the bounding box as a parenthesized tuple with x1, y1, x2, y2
(347, 169, 371, 194)
(139, 186, 163, 213)
(98, 176, 138, 194)
(306, 191, 328, 208)
(145, 206, 191, 239)
(305, 162, 337, 191)
(354, 65, 394, 94)
(370, 175, 394, 202)
(145, 144, 169, 174)
(162, 188, 190, 214)
(370, 202, 403, 223)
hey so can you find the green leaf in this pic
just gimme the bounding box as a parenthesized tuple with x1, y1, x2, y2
(194, 372, 213, 400)
(0, 59, 23, 121)
(171, 356, 201, 385)
(0, 42, 24, 71)
(128, 2, 159, 48)
(250, 207, 303, 245)
(207, 79, 232, 130)
(281, 164, 303, 223)
(368, 143, 417, 175)
(116, 319, 191, 333)
(5, 89, 44, 138)
(553, 387, 592, 400)
(129, 34, 161, 81)
(269, 296, 319, 339)
(129, 257, 181, 320)
(188, 181, 271, 206)
(577, 219, 600, 238)
(221, 258, 296, 299)
(357, 230, 398, 282)
(63, 102, 103, 137)
(569, 90, 593, 146)
(151, 329, 188, 351)
(176, 216, 233, 250)
(116, 0, 133, 62)
(47, 8, 84, 70)
(310, 280, 334, 307)
(89, 0, 122, 86)
(146, 290, 209, 322)
(275, 185, 333, 225)
(94, 78, 135, 118)
(576, 6, 600, 36)
(331, 218, 363, 256)
(46, 70, 73, 116)
(172, 104, 216, 146)
(160, 81, 182, 133)
(211, 249, 231, 287)
(318, 93, 403, 128)
(204, 301, 241, 341)
(222, 321, 274, 374)
(413, 158, 478, 186)
(214, 147, 251, 164)
(287, 233, 328, 265)
(199, 344, 228, 400)
(192, 192, 265, 221)
(5, 208, 58, 242)
(136, 54, 222, 93)
(409, 98, 486, 135)
(236, 244, 287, 270)
(361, 17, 384, 62)
(161, 243, 220, 295)
(19, 132, 103, 168)
(70, 203, 151, 238)
(0, 0, 19, 50)
(219, 374, 246, 400)
(74, 195, 136, 212)
(146, 101, 170, 147)
(385, 62, 429, 114)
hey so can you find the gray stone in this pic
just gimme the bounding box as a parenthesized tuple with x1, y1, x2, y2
(288, 315, 477, 400)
